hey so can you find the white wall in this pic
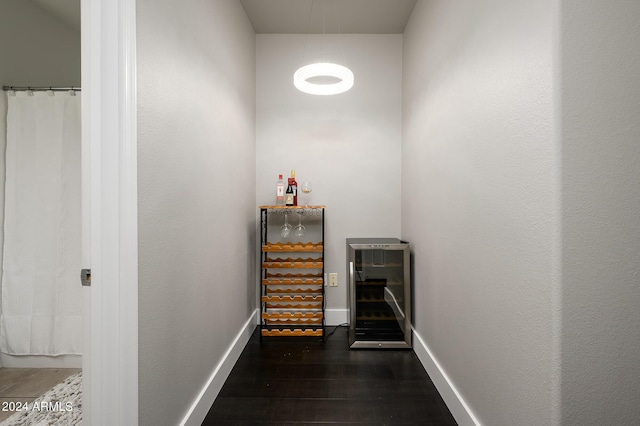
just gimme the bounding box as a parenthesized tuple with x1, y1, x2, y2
(560, 0, 640, 424)
(0, 0, 81, 368)
(403, 1, 559, 424)
(0, 0, 80, 86)
(136, 0, 256, 424)
(256, 34, 403, 319)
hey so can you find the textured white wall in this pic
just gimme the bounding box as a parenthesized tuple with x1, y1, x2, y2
(561, 0, 640, 424)
(256, 34, 403, 317)
(402, 1, 559, 424)
(136, 1, 256, 424)
(0, 0, 80, 368)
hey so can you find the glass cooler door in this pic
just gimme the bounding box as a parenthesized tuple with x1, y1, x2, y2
(347, 239, 411, 349)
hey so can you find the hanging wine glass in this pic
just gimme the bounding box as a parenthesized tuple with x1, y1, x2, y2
(294, 210, 305, 238)
(280, 211, 293, 238)
(302, 181, 312, 207)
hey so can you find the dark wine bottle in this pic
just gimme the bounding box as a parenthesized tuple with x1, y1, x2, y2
(290, 170, 298, 206)
(285, 181, 294, 206)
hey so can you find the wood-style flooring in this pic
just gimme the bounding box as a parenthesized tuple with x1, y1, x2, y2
(203, 326, 457, 425)
(0, 368, 81, 422)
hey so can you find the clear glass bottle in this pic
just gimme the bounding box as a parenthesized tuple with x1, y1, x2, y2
(276, 174, 285, 206)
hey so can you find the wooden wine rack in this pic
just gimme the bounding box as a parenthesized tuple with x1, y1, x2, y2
(259, 206, 325, 339)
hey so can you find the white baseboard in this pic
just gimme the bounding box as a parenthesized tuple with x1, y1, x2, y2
(179, 309, 258, 426)
(324, 308, 348, 326)
(411, 328, 481, 426)
(0, 353, 82, 368)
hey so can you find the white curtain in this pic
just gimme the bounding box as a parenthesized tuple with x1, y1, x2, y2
(0, 91, 82, 355)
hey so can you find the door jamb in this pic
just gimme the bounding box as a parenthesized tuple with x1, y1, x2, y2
(81, 0, 138, 424)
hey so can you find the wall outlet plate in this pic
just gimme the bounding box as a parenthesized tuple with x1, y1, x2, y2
(329, 273, 338, 287)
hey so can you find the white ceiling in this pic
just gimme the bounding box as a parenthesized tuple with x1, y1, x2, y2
(30, 0, 418, 35)
(240, 0, 417, 34)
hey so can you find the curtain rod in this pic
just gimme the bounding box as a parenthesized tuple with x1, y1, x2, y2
(2, 86, 81, 92)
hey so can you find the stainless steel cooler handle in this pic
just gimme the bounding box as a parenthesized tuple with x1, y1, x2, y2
(349, 261, 355, 326)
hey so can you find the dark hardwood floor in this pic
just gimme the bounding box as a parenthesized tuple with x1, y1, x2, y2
(203, 326, 457, 425)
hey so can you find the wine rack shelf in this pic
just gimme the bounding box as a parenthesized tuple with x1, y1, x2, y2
(262, 312, 323, 320)
(259, 206, 325, 340)
(261, 328, 323, 337)
(263, 287, 322, 295)
(262, 242, 323, 252)
(262, 277, 324, 286)
(262, 257, 324, 269)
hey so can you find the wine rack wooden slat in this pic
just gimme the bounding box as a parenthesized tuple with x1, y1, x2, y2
(265, 288, 323, 295)
(267, 272, 322, 278)
(264, 321, 323, 326)
(262, 261, 323, 269)
(262, 242, 323, 253)
(261, 328, 324, 337)
(266, 302, 323, 309)
(262, 312, 323, 320)
(263, 277, 324, 285)
(262, 295, 323, 303)
(266, 257, 321, 262)
(263, 311, 324, 325)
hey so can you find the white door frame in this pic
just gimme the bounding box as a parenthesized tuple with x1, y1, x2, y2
(81, 0, 138, 424)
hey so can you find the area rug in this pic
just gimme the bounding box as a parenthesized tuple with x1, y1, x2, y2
(1, 372, 82, 425)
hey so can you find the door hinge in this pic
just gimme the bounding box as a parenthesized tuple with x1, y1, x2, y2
(81, 268, 92, 286)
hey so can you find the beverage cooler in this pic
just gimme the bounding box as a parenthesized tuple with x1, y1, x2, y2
(347, 238, 411, 349)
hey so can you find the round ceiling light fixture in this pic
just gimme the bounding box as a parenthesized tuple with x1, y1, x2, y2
(293, 62, 354, 96)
